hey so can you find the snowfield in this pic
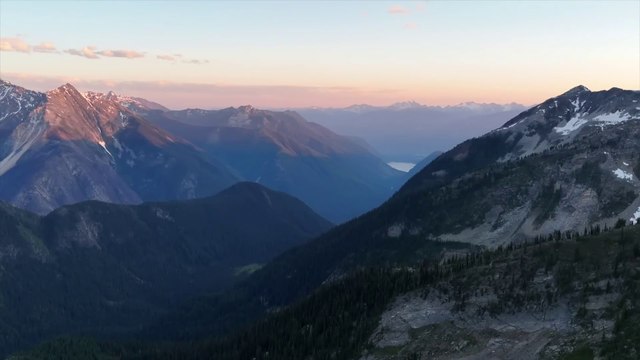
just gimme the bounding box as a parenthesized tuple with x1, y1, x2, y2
(594, 110, 633, 125)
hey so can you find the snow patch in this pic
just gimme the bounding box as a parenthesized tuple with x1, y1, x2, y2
(631, 207, 640, 225)
(554, 116, 588, 135)
(98, 141, 113, 158)
(571, 98, 583, 113)
(594, 111, 633, 125)
(0, 90, 24, 123)
(0, 84, 11, 102)
(118, 112, 129, 127)
(496, 117, 526, 131)
(612, 169, 633, 182)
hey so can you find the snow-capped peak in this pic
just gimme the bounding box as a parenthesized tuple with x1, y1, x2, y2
(237, 105, 255, 113)
(389, 100, 424, 110)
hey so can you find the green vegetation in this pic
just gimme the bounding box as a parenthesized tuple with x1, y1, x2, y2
(575, 160, 602, 193)
(601, 190, 637, 217)
(15, 224, 640, 360)
(533, 182, 563, 224)
(0, 183, 332, 358)
(560, 345, 594, 360)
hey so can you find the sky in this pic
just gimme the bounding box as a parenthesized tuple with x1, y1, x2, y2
(0, 0, 639, 109)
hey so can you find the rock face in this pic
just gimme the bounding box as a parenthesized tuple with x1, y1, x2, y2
(395, 86, 640, 246)
(137, 104, 405, 223)
(0, 182, 332, 356)
(362, 291, 576, 360)
(0, 81, 237, 214)
(360, 227, 637, 360)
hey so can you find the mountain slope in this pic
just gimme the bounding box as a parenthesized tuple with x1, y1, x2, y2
(406, 150, 443, 178)
(0, 182, 332, 356)
(398, 86, 640, 244)
(139, 86, 640, 342)
(137, 105, 404, 223)
(0, 81, 238, 214)
(17, 225, 640, 360)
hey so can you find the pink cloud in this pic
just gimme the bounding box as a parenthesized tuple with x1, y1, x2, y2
(97, 49, 145, 59)
(1, 73, 405, 109)
(388, 5, 408, 14)
(33, 42, 57, 53)
(65, 46, 99, 59)
(0, 37, 31, 53)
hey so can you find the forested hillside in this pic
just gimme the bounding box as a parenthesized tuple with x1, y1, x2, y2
(14, 223, 640, 359)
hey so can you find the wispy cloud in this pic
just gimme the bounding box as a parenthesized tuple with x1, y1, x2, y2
(96, 49, 145, 59)
(65, 46, 99, 59)
(1, 37, 198, 63)
(182, 59, 209, 65)
(388, 5, 408, 15)
(33, 42, 57, 53)
(64, 46, 144, 59)
(0, 37, 31, 53)
(157, 54, 177, 61)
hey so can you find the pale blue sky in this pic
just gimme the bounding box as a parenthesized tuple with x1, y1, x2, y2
(1, 0, 638, 108)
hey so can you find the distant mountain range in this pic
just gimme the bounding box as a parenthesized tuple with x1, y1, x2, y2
(0, 80, 405, 223)
(295, 101, 527, 163)
(0, 182, 331, 356)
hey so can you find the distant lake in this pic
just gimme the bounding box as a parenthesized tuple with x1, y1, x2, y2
(387, 162, 416, 172)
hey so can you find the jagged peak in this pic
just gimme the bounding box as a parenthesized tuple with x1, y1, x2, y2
(47, 83, 83, 98)
(237, 105, 255, 113)
(59, 83, 78, 91)
(561, 85, 591, 97)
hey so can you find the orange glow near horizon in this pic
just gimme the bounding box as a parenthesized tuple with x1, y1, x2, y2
(2, 71, 636, 110)
(1, 1, 638, 109)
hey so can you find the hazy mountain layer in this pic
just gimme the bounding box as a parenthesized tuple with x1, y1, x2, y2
(296, 102, 527, 162)
(138, 105, 404, 223)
